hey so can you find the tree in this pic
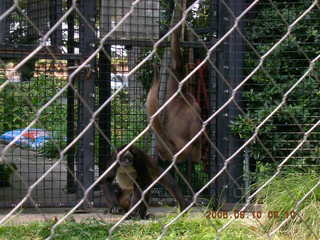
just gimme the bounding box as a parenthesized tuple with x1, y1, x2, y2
(231, 0, 320, 171)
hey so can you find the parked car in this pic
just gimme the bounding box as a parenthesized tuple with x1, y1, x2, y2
(111, 73, 128, 91)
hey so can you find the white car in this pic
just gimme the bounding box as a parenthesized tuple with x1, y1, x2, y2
(111, 73, 128, 91)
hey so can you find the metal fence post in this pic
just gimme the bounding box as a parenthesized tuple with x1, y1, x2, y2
(227, 0, 245, 204)
(0, 0, 9, 43)
(66, 0, 76, 194)
(49, 0, 62, 46)
(213, 0, 230, 207)
(98, 46, 111, 191)
(99, 0, 113, 207)
(214, 0, 245, 208)
(76, 0, 97, 207)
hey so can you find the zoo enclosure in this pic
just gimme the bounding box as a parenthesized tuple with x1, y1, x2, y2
(0, 0, 227, 208)
(0, 0, 247, 209)
(0, 0, 318, 232)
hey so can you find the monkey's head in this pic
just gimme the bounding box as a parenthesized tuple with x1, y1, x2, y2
(118, 150, 134, 167)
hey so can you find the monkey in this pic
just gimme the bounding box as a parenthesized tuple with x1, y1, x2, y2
(100, 150, 137, 215)
(108, 181, 132, 213)
(100, 144, 186, 219)
(112, 150, 137, 213)
(146, 0, 202, 165)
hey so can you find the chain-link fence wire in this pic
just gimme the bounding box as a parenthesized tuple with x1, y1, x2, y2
(0, 0, 320, 239)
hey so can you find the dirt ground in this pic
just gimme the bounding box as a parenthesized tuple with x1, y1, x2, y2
(0, 206, 200, 225)
(0, 143, 80, 208)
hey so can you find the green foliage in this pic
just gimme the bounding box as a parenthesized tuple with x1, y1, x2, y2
(135, 50, 157, 94)
(231, 1, 320, 166)
(0, 75, 67, 158)
(0, 74, 148, 157)
(111, 92, 150, 149)
(189, 0, 211, 30)
(0, 216, 259, 240)
(0, 75, 67, 133)
(2, 198, 317, 240)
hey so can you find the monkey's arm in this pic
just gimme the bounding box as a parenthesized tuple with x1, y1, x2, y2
(128, 186, 149, 219)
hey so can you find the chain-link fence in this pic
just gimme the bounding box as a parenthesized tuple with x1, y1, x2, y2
(0, 0, 319, 239)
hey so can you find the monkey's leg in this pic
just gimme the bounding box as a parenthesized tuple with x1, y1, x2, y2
(119, 189, 132, 211)
(158, 171, 187, 212)
(101, 179, 118, 207)
(129, 186, 150, 219)
(101, 179, 124, 214)
(191, 139, 202, 163)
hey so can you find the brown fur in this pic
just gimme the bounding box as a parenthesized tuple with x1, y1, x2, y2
(101, 145, 186, 218)
(118, 188, 132, 211)
(146, 1, 202, 164)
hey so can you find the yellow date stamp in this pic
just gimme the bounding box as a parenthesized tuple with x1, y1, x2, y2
(205, 210, 297, 219)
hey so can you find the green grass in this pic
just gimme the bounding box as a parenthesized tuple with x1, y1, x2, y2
(0, 208, 318, 240)
(0, 216, 260, 240)
(0, 174, 319, 240)
(256, 172, 320, 239)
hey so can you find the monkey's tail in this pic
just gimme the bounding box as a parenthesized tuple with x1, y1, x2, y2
(146, 64, 162, 133)
(167, 0, 183, 97)
(146, 64, 175, 159)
